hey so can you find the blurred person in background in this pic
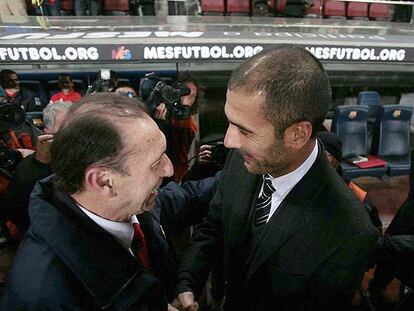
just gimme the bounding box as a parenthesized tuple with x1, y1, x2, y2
(49, 74, 82, 103)
(0, 70, 43, 112)
(0, 0, 27, 16)
(152, 77, 199, 183)
(3, 101, 71, 235)
(74, 0, 101, 16)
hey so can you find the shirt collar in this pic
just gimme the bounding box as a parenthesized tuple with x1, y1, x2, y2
(77, 205, 138, 250)
(268, 140, 318, 198)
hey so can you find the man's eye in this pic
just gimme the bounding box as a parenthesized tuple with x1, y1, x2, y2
(238, 128, 248, 135)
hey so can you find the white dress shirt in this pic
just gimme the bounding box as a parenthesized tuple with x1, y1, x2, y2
(78, 205, 138, 255)
(262, 141, 318, 223)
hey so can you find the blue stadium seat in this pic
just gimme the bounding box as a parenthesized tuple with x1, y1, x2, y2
(332, 105, 386, 179)
(372, 105, 412, 176)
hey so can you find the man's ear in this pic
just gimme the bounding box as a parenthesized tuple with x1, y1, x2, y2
(84, 166, 116, 197)
(284, 121, 313, 150)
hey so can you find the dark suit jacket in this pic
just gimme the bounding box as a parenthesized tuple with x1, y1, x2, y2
(175, 143, 379, 311)
(1, 176, 168, 310)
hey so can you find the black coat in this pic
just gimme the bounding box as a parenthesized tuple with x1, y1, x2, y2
(3, 154, 51, 233)
(175, 145, 379, 311)
(8, 87, 44, 112)
(0, 177, 168, 310)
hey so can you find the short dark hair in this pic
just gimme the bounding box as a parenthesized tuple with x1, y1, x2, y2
(228, 46, 331, 138)
(57, 74, 72, 82)
(0, 69, 18, 85)
(51, 93, 149, 194)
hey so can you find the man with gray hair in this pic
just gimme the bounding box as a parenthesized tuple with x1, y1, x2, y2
(3, 101, 71, 233)
(43, 100, 72, 135)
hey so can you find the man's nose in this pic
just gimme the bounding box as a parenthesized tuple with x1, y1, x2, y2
(160, 155, 174, 178)
(224, 125, 241, 149)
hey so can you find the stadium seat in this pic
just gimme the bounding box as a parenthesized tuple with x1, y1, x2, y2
(61, 0, 74, 13)
(372, 105, 412, 177)
(200, 0, 225, 15)
(227, 0, 251, 16)
(20, 81, 48, 107)
(324, 1, 346, 19)
(274, 0, 287, 13)
(332, 105, 386, 179)
(103, 0, 130, 15)
(304, 0, 321, 18)
(347, 2, 369, 20)
(369, 4, 391, 21)
(47, 79, 86, 96)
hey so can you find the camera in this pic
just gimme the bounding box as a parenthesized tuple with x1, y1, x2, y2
(210, 142, 229, 168)
(141, 73, 192, 121)
(85, 69, 116, 95)
(0, 99, 27, 132)
(0, 145, 23, 180)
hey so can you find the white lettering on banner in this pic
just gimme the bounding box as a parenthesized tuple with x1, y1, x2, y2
(0, 47, 99, 61)
(143, 45, 264, 60)
(154, 31, 204, 38)
(305, 47, 406, 62)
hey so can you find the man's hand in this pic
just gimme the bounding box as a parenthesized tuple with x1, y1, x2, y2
(168, 304, 180, 311)
(171, 292, 199, 311)
(154, 103, 168, 120)
(35, 134, 54, 164)
(197, 144, 213, 165)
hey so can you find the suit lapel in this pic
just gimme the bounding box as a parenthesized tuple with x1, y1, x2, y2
(244, 145, 327, 282)
(226, 170, 261, 249)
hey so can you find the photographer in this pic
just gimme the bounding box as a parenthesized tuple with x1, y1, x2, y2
(182, 133, 228, 182)
(149, 77, 199, 183)
(3, 101, 71, 234)
(0, 70, 44, 112)
(0, 86, 41, 152)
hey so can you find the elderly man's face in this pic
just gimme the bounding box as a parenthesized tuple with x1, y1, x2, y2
(111, 118, 174, 219)
(224, 89, 291, 177)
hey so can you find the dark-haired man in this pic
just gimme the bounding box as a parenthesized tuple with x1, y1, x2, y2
(173, 47, 379, 311)
(49, 74, 81, 103)
(1, 93, 175, 310)
(0, 70, 42, 112)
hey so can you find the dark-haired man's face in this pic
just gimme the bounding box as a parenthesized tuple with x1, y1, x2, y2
(224, 89, 291, 177)
(3, 74, 20, 91)
(58, 77, 74, 93)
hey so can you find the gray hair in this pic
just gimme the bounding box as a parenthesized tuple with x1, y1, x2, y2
(43, 101, 72, 130)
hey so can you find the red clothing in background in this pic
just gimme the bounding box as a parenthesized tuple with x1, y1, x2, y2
(50, 90, 81, 103)
(170, 117, 197, 182)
